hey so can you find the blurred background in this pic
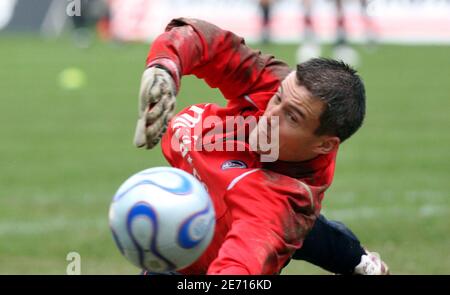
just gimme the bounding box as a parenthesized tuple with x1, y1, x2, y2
(0, 0, 449, 274)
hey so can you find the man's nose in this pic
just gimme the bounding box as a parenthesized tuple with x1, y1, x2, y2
(265, 104, 281, 119)
(263, 106, 280, 129)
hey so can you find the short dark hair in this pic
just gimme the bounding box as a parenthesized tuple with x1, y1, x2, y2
(296, 58, 366, 142)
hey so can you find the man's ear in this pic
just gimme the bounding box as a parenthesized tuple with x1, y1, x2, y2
(314, 136, 340, 155)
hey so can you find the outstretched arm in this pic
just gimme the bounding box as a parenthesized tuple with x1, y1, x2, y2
(146, 18, 289, 100)
(135, 18, 289, 149)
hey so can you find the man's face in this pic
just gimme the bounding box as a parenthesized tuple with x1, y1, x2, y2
(249, 71, 337, 162)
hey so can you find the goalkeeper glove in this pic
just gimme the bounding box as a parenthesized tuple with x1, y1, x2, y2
(354, 250, 390, 275)
(133, 67, 177, 149)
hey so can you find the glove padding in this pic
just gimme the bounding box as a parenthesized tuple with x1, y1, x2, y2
(133, 67, 177, 149)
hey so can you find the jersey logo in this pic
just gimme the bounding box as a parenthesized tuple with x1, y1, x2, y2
(221, 160, 247, 170)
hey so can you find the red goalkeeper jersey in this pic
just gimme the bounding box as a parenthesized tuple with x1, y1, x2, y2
(146, 18, 337, 275)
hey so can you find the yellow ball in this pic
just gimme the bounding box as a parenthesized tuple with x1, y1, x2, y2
(59, 67, 86, 90)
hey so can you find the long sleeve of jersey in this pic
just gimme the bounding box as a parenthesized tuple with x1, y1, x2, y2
(146, 18, 290, 101)
(207, 170, 320, 275)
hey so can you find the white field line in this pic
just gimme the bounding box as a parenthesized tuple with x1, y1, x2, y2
(0, 205, 448, 236)
(333, 190, 449, 204)
(322, 205, 449, 221)
(0, 217, 106, 236)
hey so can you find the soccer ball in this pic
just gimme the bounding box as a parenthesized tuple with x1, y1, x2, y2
(108, 167, 216, 272)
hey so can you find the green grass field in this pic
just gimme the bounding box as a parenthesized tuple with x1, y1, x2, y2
(0, 35, 449, 274)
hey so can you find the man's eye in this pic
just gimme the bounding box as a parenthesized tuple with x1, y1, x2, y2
(286, 112, 297, 123)
(275, 95, 281, 104)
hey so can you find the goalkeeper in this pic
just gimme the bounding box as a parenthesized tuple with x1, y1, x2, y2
(134, 18, 388, 275)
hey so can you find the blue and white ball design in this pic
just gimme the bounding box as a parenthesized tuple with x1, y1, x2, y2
(109, 167, 216, 272)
